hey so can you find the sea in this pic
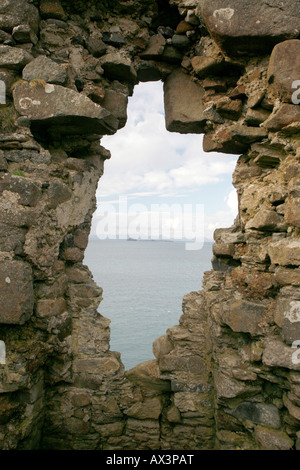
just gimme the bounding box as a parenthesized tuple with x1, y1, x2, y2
(84, 239, 214, 370)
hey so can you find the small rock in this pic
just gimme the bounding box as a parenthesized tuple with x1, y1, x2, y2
(157, 26, 174, 38)
(175, 20, 194, 34)
(101, 31, 126, 47)
(216, 97, 243, 121)
(171, 34, 190, 49)
(0, 45, 32, 70)
(140, 34, 166, 60)
(191, 55, 224, 78)
(12, 24, 37, 44)
(86, 37, 107, 58)
(40, 0, 67, 21)
(101, 52, 137, 84)
(245, 108, 270, 126)
(263, 104, 300, 132)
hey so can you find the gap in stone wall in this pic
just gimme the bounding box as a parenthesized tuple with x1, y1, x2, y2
(84, 81, 240, 370)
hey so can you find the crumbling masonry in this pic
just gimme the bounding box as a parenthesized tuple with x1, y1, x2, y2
(0, 0, 300, 450)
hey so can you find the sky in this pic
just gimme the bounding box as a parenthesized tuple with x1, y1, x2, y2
(90, 80, 239, 243)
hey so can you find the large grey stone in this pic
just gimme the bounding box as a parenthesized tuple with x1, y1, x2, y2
(0, 45, 32, 70)
(13, 81, 119, 136)
(0, 0, 40, 33)
(229, 402, 281, 428)
(201, 0, 300, 56)
(22, 56, 68, 86)
(164, 69, 206, 133)
(268, 40, 300, 103)
(0, 260, 34, 324)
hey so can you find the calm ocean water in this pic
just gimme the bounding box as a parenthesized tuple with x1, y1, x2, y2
(84, 239, 213, 370)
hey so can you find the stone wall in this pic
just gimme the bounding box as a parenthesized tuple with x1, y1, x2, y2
(0, 0, 299, 450)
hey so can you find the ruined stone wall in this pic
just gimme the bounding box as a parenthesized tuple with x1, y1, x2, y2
(0, 0, 299, 450)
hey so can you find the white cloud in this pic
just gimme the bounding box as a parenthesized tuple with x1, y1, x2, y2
(92, 81, 240, 241)
(99, 81, 237, 199)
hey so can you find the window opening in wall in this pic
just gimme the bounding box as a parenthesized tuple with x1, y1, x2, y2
(84, 81, 239, 370)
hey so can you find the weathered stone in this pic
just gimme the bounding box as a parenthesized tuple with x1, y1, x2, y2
(159, 354, 207, 374)
(268, 240, 300, 266)
(275, 300, 300, 345)
(0, 45, 31, 70)
(164, 69, 206, 133)
(191, 56, 224, 78)
(140, 34, 166, 60)
(0, 260, 34, 324)
(125, 397, 162, 420)
(101, 89, 128, 129)
(255, 426, 294, 450)
(175, 21, 193, 35)
(223, 300, 266, 336)
(40, 0, 66, 21)
(214, 370, 258, 399)
(0, 174, 40, 206)
(13, 81, 119, 136)
(126, 360, 171, 392)
(47, 180, 72, 209)
(166, 404, 181, 423)
(201, 0, 300, 57)
(285, 198, 300, 228)
(245, 108, 270, 126)
(23, 56, 68, 86)
(229, 402, 281, 428)
(263, 104, 300, 132)
(102, 31, 126, 47)
(268, 40, 300, 103)
(161, 45, 183, 64)
(73, 356, 120, 375)
(152, 334, 173, 359)
(86, 37, 107, 58)
(0, 0, 40, 34)
(245, 207, 286, 232)
(101, 53, 137, 84)
(171, 34, 190, 49)
(137, 61, 161, 82)
(262, 338, 300, 370)
(36, 298, 66, 318)
(216, 97, 243, 121)
(274, 268, 300, 287)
